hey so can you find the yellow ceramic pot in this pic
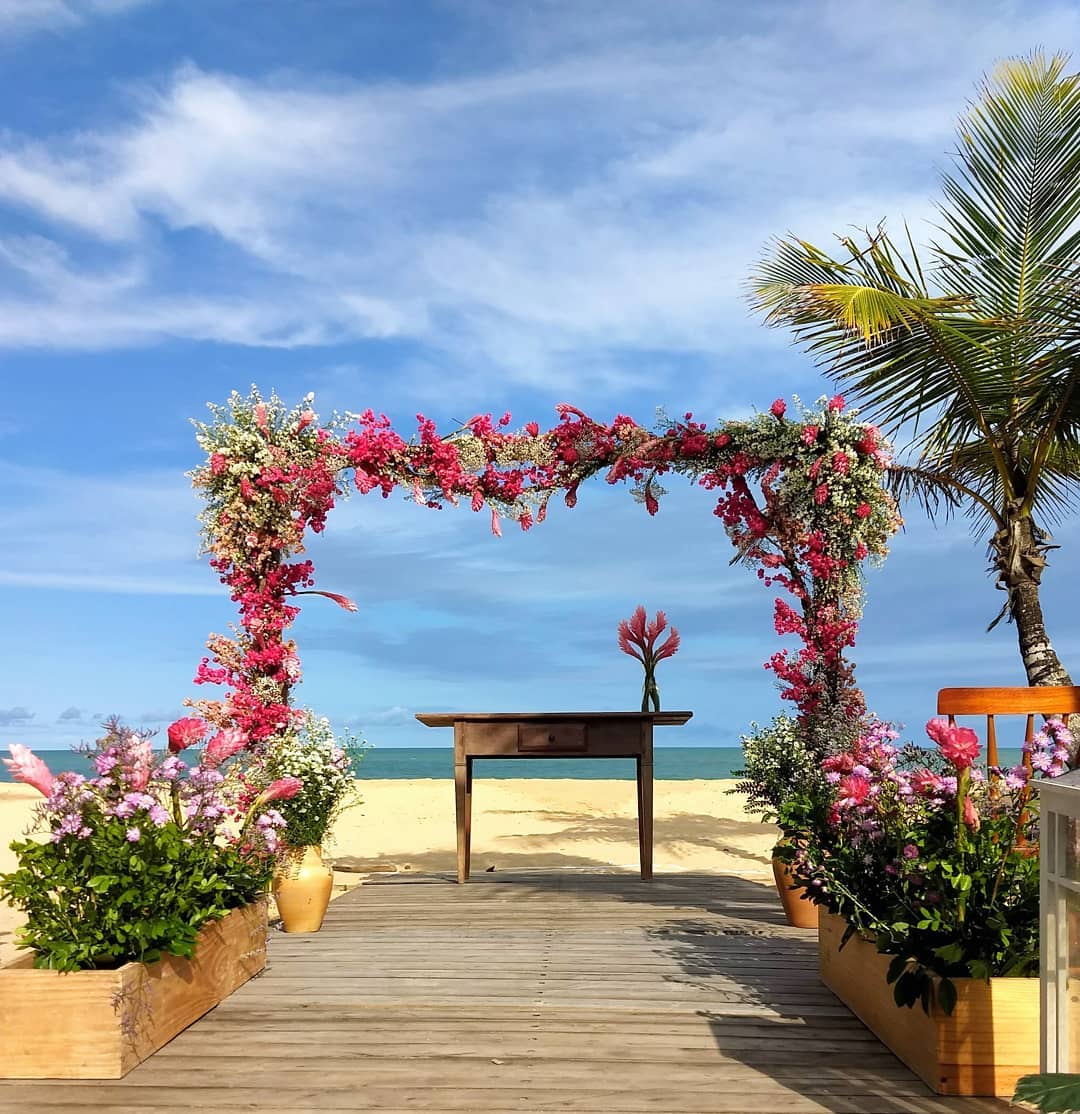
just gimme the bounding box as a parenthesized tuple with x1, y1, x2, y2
(273, 845, 334, 933)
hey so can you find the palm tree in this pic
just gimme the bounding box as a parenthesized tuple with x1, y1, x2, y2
(750, 50, 1080, 687)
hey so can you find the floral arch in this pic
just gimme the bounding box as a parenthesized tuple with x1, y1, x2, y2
(189, 389, 900, 761)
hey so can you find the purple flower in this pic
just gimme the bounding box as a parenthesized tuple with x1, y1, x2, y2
(125, 827, 141, 843)
(902, 844, 919, 860)
(94, 754, 118, 776)
(1005, 765, 1029, 791)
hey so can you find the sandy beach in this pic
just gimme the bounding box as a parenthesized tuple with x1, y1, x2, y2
(0, 778, 776, 966)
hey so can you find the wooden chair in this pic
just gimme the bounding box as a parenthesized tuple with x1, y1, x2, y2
(937, 687, 1080, 768)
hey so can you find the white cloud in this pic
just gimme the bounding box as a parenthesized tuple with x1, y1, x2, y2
(0, 0, 151, 37)
(0, 2, 1076, 400)
(0, 462, 217, 595)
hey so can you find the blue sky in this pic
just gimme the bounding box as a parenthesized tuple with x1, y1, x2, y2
(1, 0, 1078, 753)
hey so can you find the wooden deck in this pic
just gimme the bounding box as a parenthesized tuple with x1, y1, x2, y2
(0, 872, 1012, 1113)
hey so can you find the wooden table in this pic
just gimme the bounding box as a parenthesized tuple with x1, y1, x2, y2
(414, 711, 693, 883)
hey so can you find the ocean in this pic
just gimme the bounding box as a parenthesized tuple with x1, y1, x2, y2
(0, 745, 1029, 784)
(2, 746, 747, 782)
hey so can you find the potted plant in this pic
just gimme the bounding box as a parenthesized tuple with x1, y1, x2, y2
(732, 714, 826, 927)
(250, 711, 361, 933)
(0, 717, 291, 1078)
(783, 716, 1073, 1096)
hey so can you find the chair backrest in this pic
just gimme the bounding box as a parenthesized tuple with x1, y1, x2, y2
(937, 687, 1080, 768)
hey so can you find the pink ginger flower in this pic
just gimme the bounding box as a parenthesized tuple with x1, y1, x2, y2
(618, 606, 680, 664)
(204, 727, 248, 768)
(926, 719, 981, 771)
(209, 452, 228, 477)
(4, 744, 55, 797)
(801, 424, 820, 446)
(963, 795, 981, 831)
(770, 398, 787, 418)
(289, 589, 358, 612)
(128, 737, 152, 791)
(167, 717, 209, 754)
(260, 776, 303, 804)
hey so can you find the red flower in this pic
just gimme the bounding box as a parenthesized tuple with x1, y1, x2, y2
(770, 399, 787, 418)
(855, 502, 872, 518)
(801, 425, 819, 446)
(836, 774, 871, 807)
(827, 394, 846, 412)
(167, 717, 209, 754)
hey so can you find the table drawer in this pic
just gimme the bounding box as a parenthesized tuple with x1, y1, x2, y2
(518, 723, 588, 752)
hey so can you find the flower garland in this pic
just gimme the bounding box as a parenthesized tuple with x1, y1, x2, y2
(189, 388, 898, 762)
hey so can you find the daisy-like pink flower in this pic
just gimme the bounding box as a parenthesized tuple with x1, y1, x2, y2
(4, 744, 55, 797)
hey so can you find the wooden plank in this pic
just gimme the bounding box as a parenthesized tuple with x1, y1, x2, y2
(937, 686, 1080, 716)
(0, 875, 1012, 1113)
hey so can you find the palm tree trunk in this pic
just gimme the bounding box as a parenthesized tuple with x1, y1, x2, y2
(993, 513, 1073, 687)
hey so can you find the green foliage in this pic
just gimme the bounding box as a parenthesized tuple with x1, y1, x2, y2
(784, 744, 1042, 1014)
(732, 715, 829, 828)
(749, 51, 1080, 679)
(0, 817, 268, 971)
(258, 712, 362, 848)
(1014, 1074, 1080, 1112)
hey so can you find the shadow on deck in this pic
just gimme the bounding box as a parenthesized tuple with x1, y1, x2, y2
(0, 871, 1012, 1113)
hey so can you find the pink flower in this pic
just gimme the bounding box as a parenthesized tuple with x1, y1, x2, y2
(204, 727, 248, 767)
(209, 452, 228, 477)
(618, 606, 680, 664)
(296, 410, 316, 432)
(836, 774, 871, 808)
(261, 776, 302, 804)
(855, 502, 872, 518)
(814, 483, 829, 505)
(827, 394, 846, 412)
(963, 795, 981, 831)
(288, 589, 358, 612)
(167, 717, 209, 754)
(128, 737, 152, 791)
(925, 719, 981, 771)
(3, 744, 55, 797)
(770, 398, 787, 418)
(490, 509, 502, 537)
(801, 425, 819, 446)
(126, 827, 141, 843)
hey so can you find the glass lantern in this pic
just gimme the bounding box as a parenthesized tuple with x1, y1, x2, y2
(1038, 769, 1080, 1072)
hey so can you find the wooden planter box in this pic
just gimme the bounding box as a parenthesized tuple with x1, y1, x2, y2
(818, 910, 1038, 1096)
(0, 900, 267, 1079)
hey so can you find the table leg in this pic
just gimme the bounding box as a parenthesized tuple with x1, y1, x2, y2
(637, 754, 653, 880)
(455, 756, 472, 883)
